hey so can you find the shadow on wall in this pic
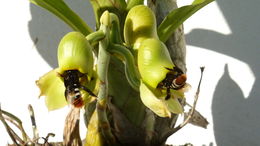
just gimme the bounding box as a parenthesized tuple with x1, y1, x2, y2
(186, 0, 260, 145)
(28, 0, 95, 68)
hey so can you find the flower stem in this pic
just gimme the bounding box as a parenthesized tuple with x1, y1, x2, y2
(86, 30, 105, 46)
(96, 11, 116, 145)
(108, 43, 140, 91)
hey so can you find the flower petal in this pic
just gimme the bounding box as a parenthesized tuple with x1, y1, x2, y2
(140, 81, 171, 117)
(36, 69, 67, 110)
(163, 97, 183, 114)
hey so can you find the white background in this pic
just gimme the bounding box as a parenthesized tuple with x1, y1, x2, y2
(0, 0, 259, 145)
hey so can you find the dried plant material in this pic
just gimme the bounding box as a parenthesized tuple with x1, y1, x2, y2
(0, 106, 27, 145)
(176, 67, 205, 130)
(163, 67, 205, 137)
(28, 104, 39, 141)
(184, 109, 209, 129)
(1, 105, 78, 145)
(63, 107, 82, 146)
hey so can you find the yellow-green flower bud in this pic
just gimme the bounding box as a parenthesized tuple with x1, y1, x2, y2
(57, 32, 94, 76)
(124, 5, 158, 49)
(138, 38, 174, 89)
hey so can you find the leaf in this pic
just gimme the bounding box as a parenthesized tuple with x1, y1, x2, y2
(158, 0, 214, 42)
(126, 0, 144, 10)
(89, 0, 126, 28)
(29, 0, 92, 35)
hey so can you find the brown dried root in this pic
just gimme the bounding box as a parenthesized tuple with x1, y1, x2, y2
(0, 104, 59, 145)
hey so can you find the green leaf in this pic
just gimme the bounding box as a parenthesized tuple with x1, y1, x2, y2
(29, 0, 92, 35)
(89, 0, 127, 28)
(158, 0, 214, 42)
(126, 0, 144, 10)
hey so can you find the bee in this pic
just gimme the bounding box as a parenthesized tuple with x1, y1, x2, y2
(157, 67, 187, 100)
(60, 70, 96, 108)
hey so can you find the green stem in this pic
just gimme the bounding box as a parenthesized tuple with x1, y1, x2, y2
(97, 33, 110, 102)
(108, 43, 140, 91)
(109, 13, 123, 44)
(86, 30, 105, 46)
(106, 12, 140, 90)
(96, 11, 116, 145)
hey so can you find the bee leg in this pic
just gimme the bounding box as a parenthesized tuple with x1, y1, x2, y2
(165, 67, 174, 71)
(165, 88, 171, 100)
(80, 86, 97, 97)
(64, 89, 71, 102)
(64, 91, 68, 101)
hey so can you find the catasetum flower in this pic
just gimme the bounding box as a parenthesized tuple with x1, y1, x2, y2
(124, 6, 188, 117)
(36, 32, 96, 110)
(137, 38, 188, 117)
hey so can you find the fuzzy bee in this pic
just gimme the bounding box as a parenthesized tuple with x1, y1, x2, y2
(157, 67, 187, 100)
(60, 70, 96, 108)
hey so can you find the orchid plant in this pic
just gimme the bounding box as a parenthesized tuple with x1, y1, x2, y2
(2, 0, 213, 145)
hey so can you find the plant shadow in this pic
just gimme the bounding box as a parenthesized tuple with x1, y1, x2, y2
(28, 0, 95, 68)
(186, 0, 260, 145)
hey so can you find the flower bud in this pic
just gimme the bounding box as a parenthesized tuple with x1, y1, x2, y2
(124, 5, 158, 49)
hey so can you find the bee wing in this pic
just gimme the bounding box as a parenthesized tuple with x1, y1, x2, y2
(179, 83, 191, 93)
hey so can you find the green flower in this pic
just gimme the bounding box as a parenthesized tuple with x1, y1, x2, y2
(36, 32, 96, 110)
(137, 38, 188, 117)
